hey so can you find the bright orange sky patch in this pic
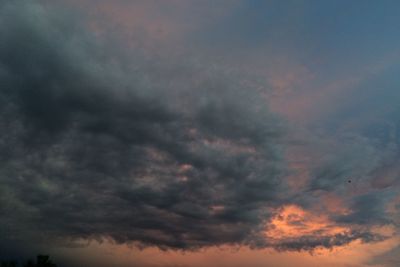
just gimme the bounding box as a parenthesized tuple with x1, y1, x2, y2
(265, 204, 349, 242)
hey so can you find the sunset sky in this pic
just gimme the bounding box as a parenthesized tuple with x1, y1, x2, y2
(1, 1, 400, 266)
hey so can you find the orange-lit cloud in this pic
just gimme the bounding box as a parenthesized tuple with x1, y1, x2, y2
(265, 204, 349, 242)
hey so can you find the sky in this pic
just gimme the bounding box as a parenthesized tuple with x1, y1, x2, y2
(1, 0, 400, 266)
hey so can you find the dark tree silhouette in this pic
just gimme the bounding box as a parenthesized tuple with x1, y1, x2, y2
(1, 255, 57, 267)
(35, 255, 56, 267)
(24, 255, 57, 267)
(23, 260, 35, 267)
(1, 261, 17, 267)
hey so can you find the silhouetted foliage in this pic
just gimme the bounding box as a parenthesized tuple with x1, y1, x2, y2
(1, 261, 17, 267)
(35, 255, 56, 267)
(1, 255, 56, 267)
(22, 260, 35, 267)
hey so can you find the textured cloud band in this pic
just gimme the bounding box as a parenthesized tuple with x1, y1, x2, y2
(0, 0, 286, 251)
(1, 1, 398, 257)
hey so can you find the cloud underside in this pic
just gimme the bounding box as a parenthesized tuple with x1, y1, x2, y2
(0, 0, 285, 250)
(0, 0, 396, 255)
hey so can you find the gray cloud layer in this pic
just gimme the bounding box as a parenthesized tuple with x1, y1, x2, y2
(1, 1, 399, 261)
(0, 0, 286, 254)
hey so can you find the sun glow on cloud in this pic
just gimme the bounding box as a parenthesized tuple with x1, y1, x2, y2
(265, 204, 349, 242)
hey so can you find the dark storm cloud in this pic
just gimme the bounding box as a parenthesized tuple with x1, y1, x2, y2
(1, 1, 396, 258)
(0, 0, 286, 253)
(336, 190, 396, 225)
(272, 231, 382, 252)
